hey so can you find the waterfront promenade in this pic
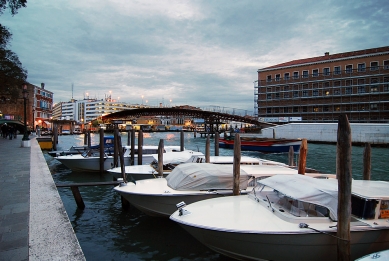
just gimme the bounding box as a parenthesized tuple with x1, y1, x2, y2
(0, 135, 85, 261)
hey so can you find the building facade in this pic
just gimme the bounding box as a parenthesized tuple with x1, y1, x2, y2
(255, 46, 389, 123)
(0, 82, 53, 130)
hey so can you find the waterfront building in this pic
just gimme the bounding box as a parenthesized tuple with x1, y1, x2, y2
(255, 46, 389, 123)
(0, 82, 53, 131)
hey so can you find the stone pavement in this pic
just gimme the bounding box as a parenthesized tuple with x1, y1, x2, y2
(0, 135, 30, 261)
(0, 135, 85, 261)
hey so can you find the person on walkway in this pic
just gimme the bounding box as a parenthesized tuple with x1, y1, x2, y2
(8, 125, 14, 140)
(1, 123, 8, 139)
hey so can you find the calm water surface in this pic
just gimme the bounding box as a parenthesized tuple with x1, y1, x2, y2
(44, 132, 389, 261)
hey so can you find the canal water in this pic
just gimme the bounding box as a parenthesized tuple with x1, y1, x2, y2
(44, 132, 389, 261)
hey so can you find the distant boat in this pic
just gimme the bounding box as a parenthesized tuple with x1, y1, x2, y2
(219, 135, 301, 153)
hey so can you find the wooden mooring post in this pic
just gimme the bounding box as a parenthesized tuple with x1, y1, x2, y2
(288, 145, 294, 166)
(298, 139, 308, 174)
(99, 128, 105, 175)
(138, 130, 143, 165)
(205, 134, 210, 163)
(363, 143, 371, 180)
(336, 114, 352, 261)
(180, 130, 184, 151)
(233, 133, 241, 196)
(158, 139, 164, 177)
(56, 181, 121, 210)
(214, 132, 219, 156)
(130, 129, 135, 165)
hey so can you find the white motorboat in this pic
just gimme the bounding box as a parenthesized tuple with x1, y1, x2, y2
(55, 145, 184, 172)
(113, 163, 331, 218)
(108, 152, 263, 180)
(170, 174, 389, 261)
(108, 151, 205, 180)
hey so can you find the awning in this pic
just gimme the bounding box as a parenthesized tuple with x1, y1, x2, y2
(44, 121, 51, 125)
(0, 119, 24, 126)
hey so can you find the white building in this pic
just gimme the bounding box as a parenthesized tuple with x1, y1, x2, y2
(53, 97, 147, 124)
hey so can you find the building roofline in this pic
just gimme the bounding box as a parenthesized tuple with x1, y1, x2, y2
(257, 46, 389, 72)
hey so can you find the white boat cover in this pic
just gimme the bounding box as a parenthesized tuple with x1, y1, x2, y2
(151, 151, 204, 164)
(257, 174, 339, 220)
(166, 163, 249, 191)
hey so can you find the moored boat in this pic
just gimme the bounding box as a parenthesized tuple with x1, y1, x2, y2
(113, 163, 333, 218)
(170, 174, 389, 261)
(219, 135, 301, 153)
(55, 145, 184, 172)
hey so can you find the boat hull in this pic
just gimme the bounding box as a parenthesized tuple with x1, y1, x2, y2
(177, 224, 389, 261)
(219, 138, 301, 153)
(119, 192, 229, 218)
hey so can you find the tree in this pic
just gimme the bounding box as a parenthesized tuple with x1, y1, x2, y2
(0, 0, 27, 16)
(0, 24, 27, 101)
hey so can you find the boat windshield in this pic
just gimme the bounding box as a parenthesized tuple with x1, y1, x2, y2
(248, 184, 330, 218)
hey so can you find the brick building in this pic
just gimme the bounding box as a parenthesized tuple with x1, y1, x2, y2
(255, 46, 389, 123)
(0, 82, 53, 131)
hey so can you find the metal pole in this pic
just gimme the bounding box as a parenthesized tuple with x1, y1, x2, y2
(22, 85, 29, 141)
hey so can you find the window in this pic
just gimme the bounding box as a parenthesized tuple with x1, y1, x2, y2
(323, 67, 330, 76)
(302, 106, 307, 112)
(334, 66, 341, 75)
(346, 65, 353, 73)
(267, 94, 272, 100)
(370, 86, 378, 92)
(323, 105, 329, 112)
(345, 87, 352, 94)
(312, 69, 319, 77)
(267, 87, 272, 92)
(302, 84, 308, 89)
(284, 93, 289, 98)
(334, 89, 340, 95)
(313, 90, 318, 96)
(302, 70, 309, 78)
(293, 71, 299, 79)
(267, 75, 272, 82)
(284, 107, 289, 113)
(370, 104, 378, 110)
(384, 60, 389, 69)
(324, 82, 330, 87)
(335, 106, 340, 111)
(325, 91, 330, 96)
(293, 91, 299, 97)
(358, 63, 366, 72)
(284, 73, 290, 80)
(284, 85, 289, 91)
(293, 107, 299, 112)
(334, 81, 341, 87)
(275, 93, 280, 99)
(275, 74, 281, 81)
(358, 86, 365, 93)
(346, 80, 352, 86)
(302, 90, 308, 97)
(274, 107, 279, 113)
(370, 61, 379, 71)
(313, 106, 319, 112)
(267, 108, 272, 113)
(384, 77, 389, 91)
(312, 83, 318, 89)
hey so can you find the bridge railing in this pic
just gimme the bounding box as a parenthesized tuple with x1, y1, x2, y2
(199, 106, 255, 118)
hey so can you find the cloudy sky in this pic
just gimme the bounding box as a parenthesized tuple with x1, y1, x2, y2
(2, 0, 388, 114)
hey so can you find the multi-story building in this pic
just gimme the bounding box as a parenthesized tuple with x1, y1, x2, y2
(52, 96, 149, 124)
(0, 82, 53, 130)
(255, 46, 389, 123)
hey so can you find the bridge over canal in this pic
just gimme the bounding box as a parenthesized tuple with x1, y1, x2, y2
(101, 107, 274, 129)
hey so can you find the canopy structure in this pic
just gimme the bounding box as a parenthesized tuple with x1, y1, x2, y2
(0, 119, 24, 126)
(166, 163, 249, 191)
(257, 174, 339, 220)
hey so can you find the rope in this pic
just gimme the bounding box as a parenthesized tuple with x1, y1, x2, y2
(299, 223, 349, 241)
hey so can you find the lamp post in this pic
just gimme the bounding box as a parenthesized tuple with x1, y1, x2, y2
(32, 105, 35, 132)
(22, 83, 30, 141)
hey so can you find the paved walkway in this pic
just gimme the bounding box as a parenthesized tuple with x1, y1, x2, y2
(0, 135, 85, 261)
(0, 135, 30, 261)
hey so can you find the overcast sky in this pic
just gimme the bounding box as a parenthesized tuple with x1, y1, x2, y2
(2, 0, 388, 114)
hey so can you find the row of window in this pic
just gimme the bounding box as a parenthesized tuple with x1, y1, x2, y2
(264, 104, 381, 113)
(266, 62, 389, 82)
(265, 86, 388, 99)
(263, 77, 389, 91)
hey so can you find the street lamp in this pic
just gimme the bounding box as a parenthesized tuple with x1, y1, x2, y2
(22, 83, 29, 141)
(32, 105, 35, 132)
